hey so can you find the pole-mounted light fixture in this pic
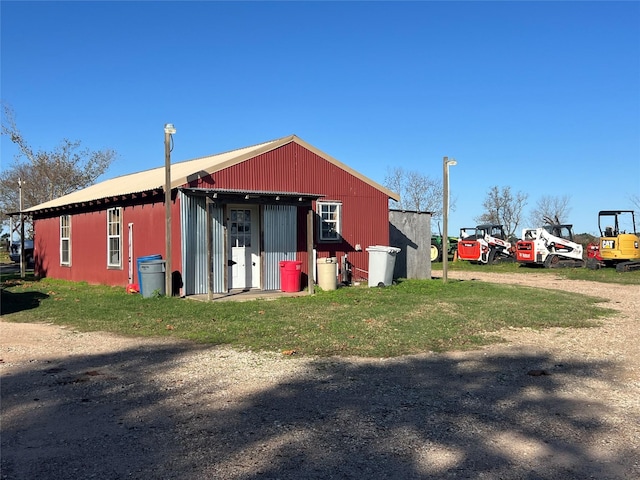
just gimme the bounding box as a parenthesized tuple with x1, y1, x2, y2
(164, 124, 176, 296)
(442, 157, 457, 283)
(18, 178, 25, 278)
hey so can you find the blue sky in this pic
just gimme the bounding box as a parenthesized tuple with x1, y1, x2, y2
(1, 0, 639, 236)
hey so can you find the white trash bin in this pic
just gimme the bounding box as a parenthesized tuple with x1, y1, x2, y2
(366, 246, 401, 287)
(316, 257, 338, 290)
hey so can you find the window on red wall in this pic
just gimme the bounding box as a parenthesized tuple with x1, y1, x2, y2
(107, 208, 122, 268)
(60, 215, 71, 266)
(317, 201, 342, 242)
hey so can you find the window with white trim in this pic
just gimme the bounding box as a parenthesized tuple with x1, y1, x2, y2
(107, 208, 122, 268)
(317, 201, 342, 242)
(60, 215, 71, 266)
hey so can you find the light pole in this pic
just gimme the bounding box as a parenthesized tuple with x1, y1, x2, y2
(164, 123, 176, 296)
(18, 178, 25, 278)
(442, 156, 457, 283)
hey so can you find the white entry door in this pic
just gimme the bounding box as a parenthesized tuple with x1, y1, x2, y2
(228, 206, 260, 289)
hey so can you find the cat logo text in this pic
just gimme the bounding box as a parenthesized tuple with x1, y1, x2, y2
(601, 240, 615, 249)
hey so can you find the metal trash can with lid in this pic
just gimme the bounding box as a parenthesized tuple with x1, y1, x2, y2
(139, 260, 166, 298)
(366, 245, 401, 287)
(136, 254, 162, 292)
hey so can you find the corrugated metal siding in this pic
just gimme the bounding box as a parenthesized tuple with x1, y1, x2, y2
(180, 193, 226, 295)
(180, 192, 208, 295)
(36, 139, 393, 290)
(210, 143, 391, 281)
(209, 203, 225, 293)
(34, 201, 170, 287)
(263, 205, 297, 290)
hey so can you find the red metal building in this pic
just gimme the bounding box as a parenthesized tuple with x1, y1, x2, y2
(26, 135, 399, 296)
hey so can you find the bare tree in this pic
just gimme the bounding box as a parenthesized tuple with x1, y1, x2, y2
(476, 185, 528, 238)
(384, 166, 443, 216)
(1, 104, 117, 229)
(529, 194, 571, 226)
(630, 194, 640, 211)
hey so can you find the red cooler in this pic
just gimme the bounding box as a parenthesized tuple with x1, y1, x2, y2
(279, 260, 303, 292)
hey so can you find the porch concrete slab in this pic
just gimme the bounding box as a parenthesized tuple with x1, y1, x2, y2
(186, 289, 310, 303)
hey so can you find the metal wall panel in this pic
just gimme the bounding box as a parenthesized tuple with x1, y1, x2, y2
(180, 192, 227, 295)
(389, 210, 431, 280)
(180, 192, 208, 295)
(32, 139, 394, 290)
(34, 201, 173, 287)
(209, 143, 392, 280)
(209, 203, 225, 293)
(263, 205, 297, 290)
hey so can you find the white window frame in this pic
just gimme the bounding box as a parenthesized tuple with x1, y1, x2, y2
(107, 207, 122, 268)
(317, 201, 342, 242)
(60, 214, 71, 266)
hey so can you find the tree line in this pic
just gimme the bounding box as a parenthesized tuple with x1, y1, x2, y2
(1, 104, 637, 241)
(385, 166, 639, 239)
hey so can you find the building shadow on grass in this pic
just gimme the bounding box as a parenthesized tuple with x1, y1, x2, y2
(1, 342, 637, 479)
(0, 289, 49, 315)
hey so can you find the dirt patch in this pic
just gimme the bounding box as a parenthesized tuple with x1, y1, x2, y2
(1, 272, 639, 479)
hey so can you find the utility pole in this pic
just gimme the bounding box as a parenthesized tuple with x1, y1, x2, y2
(164, 124, 176, 296)
(18, 178, 25, 278)
(442, 157, 457, 283)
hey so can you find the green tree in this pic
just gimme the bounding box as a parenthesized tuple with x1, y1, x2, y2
(0, 104, 117, 229)
(476, 185, 528, 238)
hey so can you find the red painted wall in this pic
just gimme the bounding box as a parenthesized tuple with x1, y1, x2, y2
(34, 140, 391, 288)
(188, 143, 391, 281)
(34, 198, 182, 287)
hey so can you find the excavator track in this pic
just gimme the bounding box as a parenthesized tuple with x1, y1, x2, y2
(615, 261, 640, 273)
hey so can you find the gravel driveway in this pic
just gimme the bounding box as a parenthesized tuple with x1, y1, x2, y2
(1, 271, 639, 479)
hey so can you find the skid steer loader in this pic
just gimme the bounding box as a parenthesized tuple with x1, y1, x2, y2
(515, 224, 584, 268)
(590, 210, 640, 272)
(457, 224, 514, 265)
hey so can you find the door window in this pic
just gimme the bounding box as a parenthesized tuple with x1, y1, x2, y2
(230, 209, 251, 247)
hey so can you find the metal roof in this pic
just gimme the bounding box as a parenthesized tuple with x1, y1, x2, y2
(24, 134, 399, 213)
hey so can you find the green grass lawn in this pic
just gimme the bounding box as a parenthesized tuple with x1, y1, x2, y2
(1, 269, 619, 358)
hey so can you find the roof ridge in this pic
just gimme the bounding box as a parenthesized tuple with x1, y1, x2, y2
(175, 134, 297, 166)
(76, 135, 299, 185)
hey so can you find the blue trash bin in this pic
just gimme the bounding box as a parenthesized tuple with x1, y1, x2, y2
(137, 254, 162, 295)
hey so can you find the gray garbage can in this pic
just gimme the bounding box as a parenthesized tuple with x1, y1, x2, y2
(366, 245, 401, 287)
(316, 257, 338, 290)
(139, 260, 166, 298)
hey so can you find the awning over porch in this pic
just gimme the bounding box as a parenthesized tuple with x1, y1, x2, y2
(178, 187, 324, 205)
(179, 189, 320, 298)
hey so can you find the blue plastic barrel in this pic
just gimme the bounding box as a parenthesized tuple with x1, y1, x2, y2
(137, 254, 162, 295)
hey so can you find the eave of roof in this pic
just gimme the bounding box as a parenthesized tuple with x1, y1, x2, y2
(181, 187, 323, 197)
(22, 134, 400, 214)
(180, 187, 324, 204)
